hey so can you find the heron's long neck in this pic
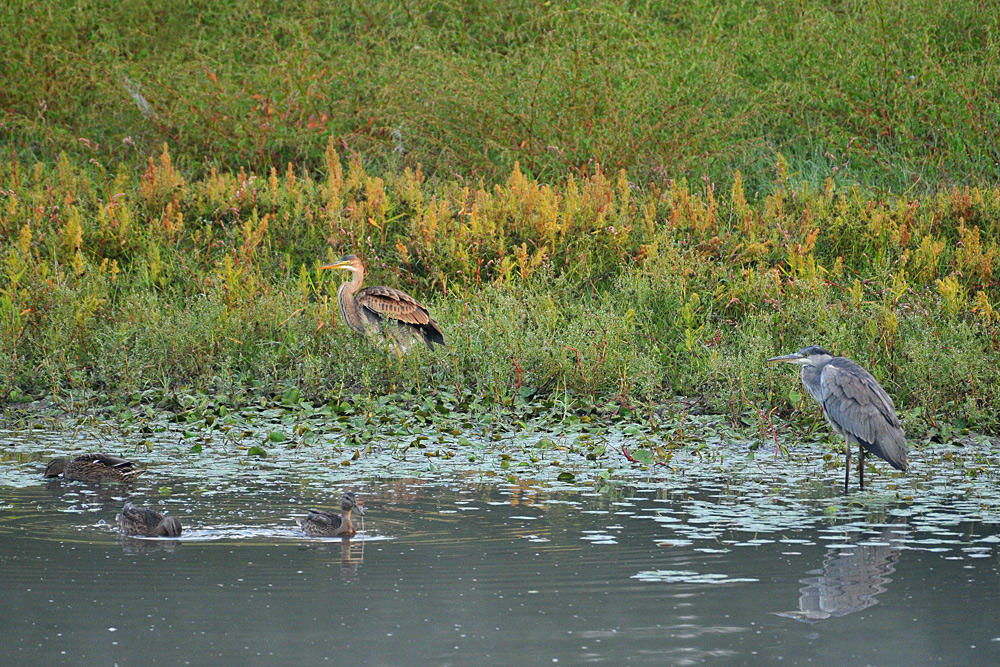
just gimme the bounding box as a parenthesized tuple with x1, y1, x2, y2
(337, 269, 367, 332)
(800, 364, 824, 403)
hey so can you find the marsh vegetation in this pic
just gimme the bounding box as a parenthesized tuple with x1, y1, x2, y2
(1, 2, 999, 462)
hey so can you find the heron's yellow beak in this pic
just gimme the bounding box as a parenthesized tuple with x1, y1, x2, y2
(766, 352, 805, 364)
(318, 260, 351, 271)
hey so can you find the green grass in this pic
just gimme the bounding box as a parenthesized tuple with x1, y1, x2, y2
(2, 0, 999, 191)
(1, 149, 998, 438)
(1, 1, 999, 445)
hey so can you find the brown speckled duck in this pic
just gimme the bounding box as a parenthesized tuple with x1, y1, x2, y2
(44, 453, 142, 484)
(116, 502, 183, 537)
(299, 491, 363, 537)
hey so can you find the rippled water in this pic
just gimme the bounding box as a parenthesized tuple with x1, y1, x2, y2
(2, 413, 999, 664)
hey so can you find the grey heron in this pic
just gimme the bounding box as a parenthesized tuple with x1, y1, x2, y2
(767, 346, 907, 492)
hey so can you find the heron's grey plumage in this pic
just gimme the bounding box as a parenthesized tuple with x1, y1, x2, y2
(767, 346, 907, 492)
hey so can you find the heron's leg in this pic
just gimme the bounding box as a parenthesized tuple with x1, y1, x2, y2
(844, 443, 851, 494)
(858, 445, 865, 491)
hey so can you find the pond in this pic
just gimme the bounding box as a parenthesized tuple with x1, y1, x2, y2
(2, 407, 999, 664)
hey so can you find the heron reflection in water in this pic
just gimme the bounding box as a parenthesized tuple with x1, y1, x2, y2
(776, 521, 907, 622)
(767, 346, 907, 492)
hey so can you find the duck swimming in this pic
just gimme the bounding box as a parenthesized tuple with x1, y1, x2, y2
(299, 491, 363, 537)
(44, 453, 142, 484)
(116, 502, 183, 537)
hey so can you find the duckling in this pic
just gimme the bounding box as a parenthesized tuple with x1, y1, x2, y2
(116, 502, 183, 537)
(44, 453, 142, 484)
(299, 491, 363, 537)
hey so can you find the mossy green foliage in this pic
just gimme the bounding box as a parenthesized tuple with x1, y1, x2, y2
(1, 148, 998, 435)
(1, 0, 998, 190)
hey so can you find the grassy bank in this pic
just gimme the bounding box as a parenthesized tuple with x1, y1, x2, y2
(2, 1, 999, 445)
(1, 147, 998, 439)
(2, 0, 999, 192)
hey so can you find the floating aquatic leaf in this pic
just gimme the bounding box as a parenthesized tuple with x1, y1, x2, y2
(630, 448, 654, 463)
(557, 471, 575, 482)
(247, 446, 268, 457)
(281, 388, 300, 406)
(268, 431, 286, 443)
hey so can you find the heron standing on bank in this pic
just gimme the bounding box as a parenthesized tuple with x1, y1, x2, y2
(319, 254, 445, 351)
(767, 346, 907, 492)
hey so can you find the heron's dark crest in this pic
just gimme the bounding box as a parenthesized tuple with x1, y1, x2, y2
(319, 254, 445, 351)
(767, 346, 907, 492)
(300, 491, 363, 537)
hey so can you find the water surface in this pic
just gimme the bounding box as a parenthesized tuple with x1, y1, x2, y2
(2, 411, 999, 664)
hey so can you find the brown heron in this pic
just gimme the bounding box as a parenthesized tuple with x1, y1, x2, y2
(767, 346, 907, 492)
(299, 491, 363, 537)
(319, 254, 445, 351)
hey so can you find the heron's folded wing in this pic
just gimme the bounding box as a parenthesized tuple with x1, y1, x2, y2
(819, 361, 907, 470)
(357, 286, 432, 326)
(824, 359, 901, 428)
(821, 365, 872, 442)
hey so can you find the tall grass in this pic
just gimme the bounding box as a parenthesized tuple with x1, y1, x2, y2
(1, 1, 998, 439)
(1, 148, 998, 434)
